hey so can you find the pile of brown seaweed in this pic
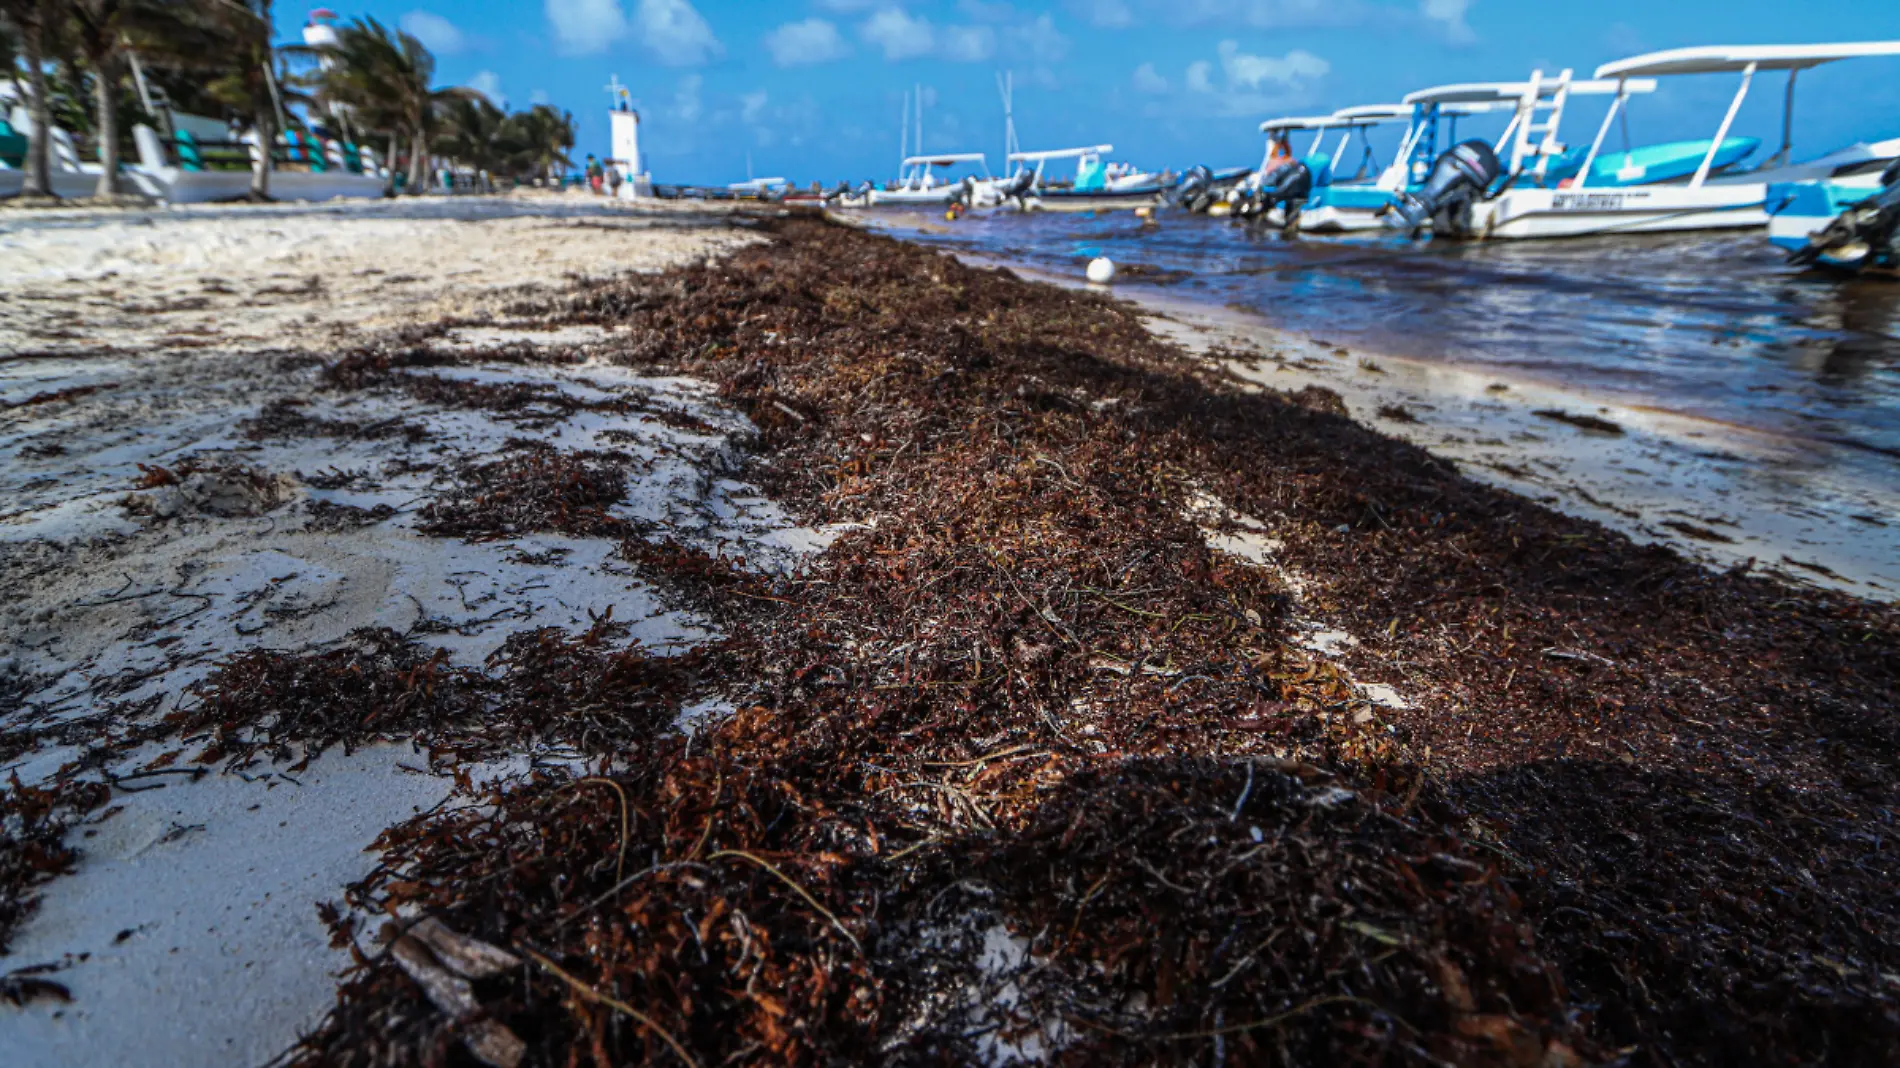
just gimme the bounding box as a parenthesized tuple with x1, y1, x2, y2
(0, 775, 109, 955)
(262, 216, 1895, 1066)
(166, 623, 715, 771)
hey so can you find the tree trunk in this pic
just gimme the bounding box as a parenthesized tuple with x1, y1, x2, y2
(250, 108, 273, 200)
(91, 55, 120, 198)
(406, 129, 427, 193)
(384, 130, 398, 195)
(21, 3, 53, 197)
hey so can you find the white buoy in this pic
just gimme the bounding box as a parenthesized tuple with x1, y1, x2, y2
(1086, 257, 1116, 284)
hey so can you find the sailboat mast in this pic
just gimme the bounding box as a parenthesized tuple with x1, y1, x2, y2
(899, 89, 909, 172)
(915, 83, 924, 157)
(997, 71, 1017, 174)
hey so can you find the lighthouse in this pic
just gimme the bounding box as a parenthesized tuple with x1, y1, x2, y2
(604, 75, 650, 198)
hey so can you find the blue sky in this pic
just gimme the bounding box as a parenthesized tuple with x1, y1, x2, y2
(277, 2, 1900, 183)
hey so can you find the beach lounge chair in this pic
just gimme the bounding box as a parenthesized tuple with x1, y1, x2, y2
(173, 130, 206, 171)
(286, 130, 326, 172)
(0, 121, 24, 169)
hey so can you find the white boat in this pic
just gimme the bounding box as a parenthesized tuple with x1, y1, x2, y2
(1463, 43, 1900, 240)
(868, 153, 1002, 207)
(1298, 100, 1520, 232)
(1228, 114, 1345, 225)
(1006, 145, 1166, 211)
(1275, 108, 1410, 232)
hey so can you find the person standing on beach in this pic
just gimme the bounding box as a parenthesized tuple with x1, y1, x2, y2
(585, 154, 604, 193)
(607, 164, 622, 197)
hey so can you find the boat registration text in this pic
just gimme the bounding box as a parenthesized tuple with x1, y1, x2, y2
(1550, 191, 1650, 212)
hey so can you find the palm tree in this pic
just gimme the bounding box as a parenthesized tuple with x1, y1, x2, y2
(65, 0, 200, 196)
(201, 0, 279, 199)
(501, 104, 575, 185)
(305, 17, 458, 193)
(0, 0, 55, 196)
(434, 92, 505, 188)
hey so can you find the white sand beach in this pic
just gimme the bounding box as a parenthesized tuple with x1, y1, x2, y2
(0, 197, 830, 1066)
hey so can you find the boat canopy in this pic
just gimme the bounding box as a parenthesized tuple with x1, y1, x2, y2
(903, 153, 987, 166)
(1259, 116, 1340, 134)
(1404, 78, 1654, 106)
(1596, 41, 1900, 79)
(1008, 145, 1112, 162)
(1329, 104, 1412, 124)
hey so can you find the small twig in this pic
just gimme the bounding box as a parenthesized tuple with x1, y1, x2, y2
(574, 777, 631, 885)
(1161, 995, 1368, 1039)
(884, 836, 939, 862)
(519, 945, 701, 1068)
(551, 861, 706, 932)
(1229, 761, 1255, 822)
(687, 765, 722, 862)
(707, 849, 863, 955)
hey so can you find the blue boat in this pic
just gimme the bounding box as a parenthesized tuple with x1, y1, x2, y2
(1759, 139, 1900, 251)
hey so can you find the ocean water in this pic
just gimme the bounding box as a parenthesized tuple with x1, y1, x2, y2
(903, 211, 1900, 470)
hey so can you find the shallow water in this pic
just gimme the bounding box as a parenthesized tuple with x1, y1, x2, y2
(905, 211, 1900, 469)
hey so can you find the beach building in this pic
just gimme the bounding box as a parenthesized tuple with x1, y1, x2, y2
(605, 75, 651, 198)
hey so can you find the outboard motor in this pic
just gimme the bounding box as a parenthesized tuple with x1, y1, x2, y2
(1385, 139, 1503, 238)
(999, 168, 1037, 207)
(1174, 165, 1216, 213)
(1246, 158, 1312, 229)
(1789, 158, 1900, 272)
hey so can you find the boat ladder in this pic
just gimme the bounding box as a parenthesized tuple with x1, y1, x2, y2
(1509, 69, 1574, 185)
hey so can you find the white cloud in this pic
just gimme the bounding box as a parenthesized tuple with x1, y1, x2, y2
(400, 11, 466, 54)
(1182, 42, 1327, 115)
(1421, 0, 1474, 45)
(546, 0, 627, 55)
(1071, 0, 1133, 27)
(957, 0, 1018, 20)
(1185, 59, 1214, 93)
(1005, 14, 1068, 62)
(1169, 0, 1366, 28)
(466, 70, 502, 103)
(1216, 40, 1330, 88)
(740, 90, 769, 125)
(861, 8, 935, 60)
(635, 0, 723, 65)
(673, 74, 703, 122)
(1132, 61, 1168, 93)
(765, 18, 851, 66)
(530, 89, 552, 105)
(940, 24, 996, 62)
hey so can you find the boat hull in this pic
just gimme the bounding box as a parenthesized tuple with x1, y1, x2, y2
(1471, 184, 1768, 239)
(1022, 190, 1162, 212)
(1765, 174, 1887, 252)
(1297, 186, 1400, 233)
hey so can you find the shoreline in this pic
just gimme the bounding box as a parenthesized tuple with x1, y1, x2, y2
(3, 204, 1896, 1066)
(873, 221, 1898, 601)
